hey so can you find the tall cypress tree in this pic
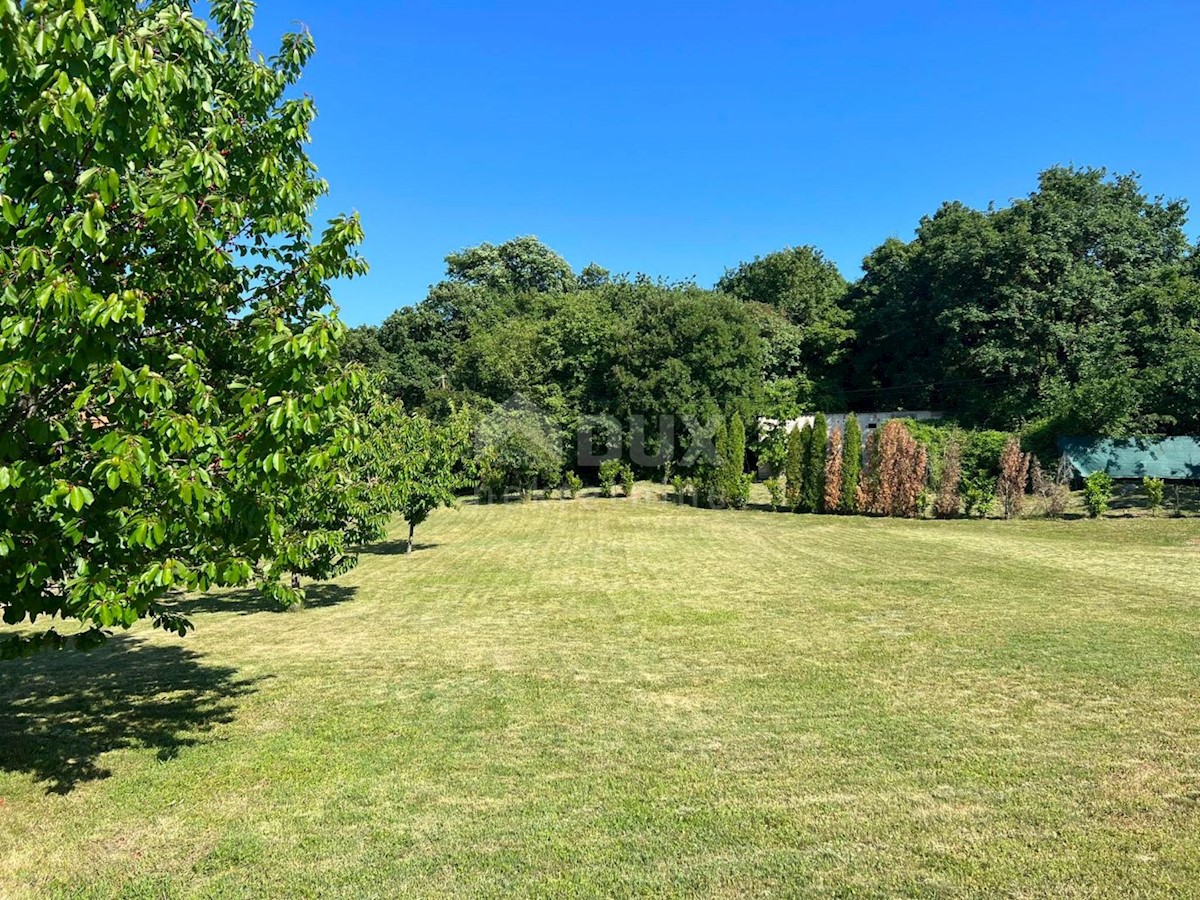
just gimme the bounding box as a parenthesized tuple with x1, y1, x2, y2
(727, 412, 749, 509)
(784, 425, 804, 510)
(804, 413, 828, 513)
(705, 418, 730, 508)
(797, 423, 815, 512)
(842, 414, 863, 513)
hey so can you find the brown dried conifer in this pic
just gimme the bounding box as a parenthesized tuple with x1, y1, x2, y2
(824, 428, 844, 513)
(933, 439, 962, 518)
(861, 420, 925, 517)
(996, 437, 1031, 519)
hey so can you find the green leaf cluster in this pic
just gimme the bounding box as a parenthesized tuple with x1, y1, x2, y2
(0, 0, 369, 654)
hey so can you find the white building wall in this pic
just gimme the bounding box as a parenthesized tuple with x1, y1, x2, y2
(771, 410, 943, 441)
(757, 410, 944, 475)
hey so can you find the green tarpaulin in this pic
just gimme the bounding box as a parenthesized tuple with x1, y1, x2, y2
(1059, 437, 1200, 481)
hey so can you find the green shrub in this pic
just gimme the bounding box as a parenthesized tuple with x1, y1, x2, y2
(916, 488, 932, 518)
(1144, 476, 1165, 515)
(961, 475, 995, 518)
(671, 474, 686, 503)
(765, 477, 784, 511)
(475, 407, 562, 501)
(1084, 472, 1115, 518)
(1020, 417, 1061, 470)
(735, 473, 753, 509)
(671, 475, 695, 505)
(962, 430, 1009, 485)
(904, 422, 1008, 475)
(756, 420, 790, 475)
(564, 471, 583, 499)
(598, 459, 622, 498)
(620, 464, 636, 498)
(901, 418, 952, 468)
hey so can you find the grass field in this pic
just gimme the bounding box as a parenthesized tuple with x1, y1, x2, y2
(2, 489, 1199, 897)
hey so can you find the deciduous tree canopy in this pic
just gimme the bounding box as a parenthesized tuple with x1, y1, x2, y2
(0, 0, 370, 655)
(848, 167, 1200, 435)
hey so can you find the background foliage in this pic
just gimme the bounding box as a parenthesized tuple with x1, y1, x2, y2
(353, 168, 1200, 480)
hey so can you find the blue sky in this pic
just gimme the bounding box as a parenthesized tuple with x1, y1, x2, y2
(247, 1, 1200, 326)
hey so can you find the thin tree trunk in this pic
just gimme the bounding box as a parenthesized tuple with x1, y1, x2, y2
(406, 522, 415, 554)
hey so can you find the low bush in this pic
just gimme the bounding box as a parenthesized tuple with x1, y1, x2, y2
(671, 474, 688, 503)
(765, 476, 785, 511)
(599, 459, 622, 498)
(672, 475, 697, 505)
(961, 475, 995, 518)
(620, 464, 636, 498)
(564, 471, 583, 499)
(474, 404, 564, 501)
(1084, 471, 1115, 518)
(1144, 476, 1165, 515)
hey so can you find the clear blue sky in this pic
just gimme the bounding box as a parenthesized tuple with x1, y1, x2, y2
(247, 0, 1200, 326)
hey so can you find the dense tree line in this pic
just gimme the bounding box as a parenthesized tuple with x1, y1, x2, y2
(354, 167, 1200, 476)
(850, 168, 1200, 440)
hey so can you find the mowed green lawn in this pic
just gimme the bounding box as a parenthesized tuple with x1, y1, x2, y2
(2, 490, 1199, 898)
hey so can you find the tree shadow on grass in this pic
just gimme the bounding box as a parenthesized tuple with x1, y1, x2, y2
(358, 539, 439, 556)
(166, 582, 357, 617)
(0, 634, 260, 794)
(1107, 483, 1200, 515)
